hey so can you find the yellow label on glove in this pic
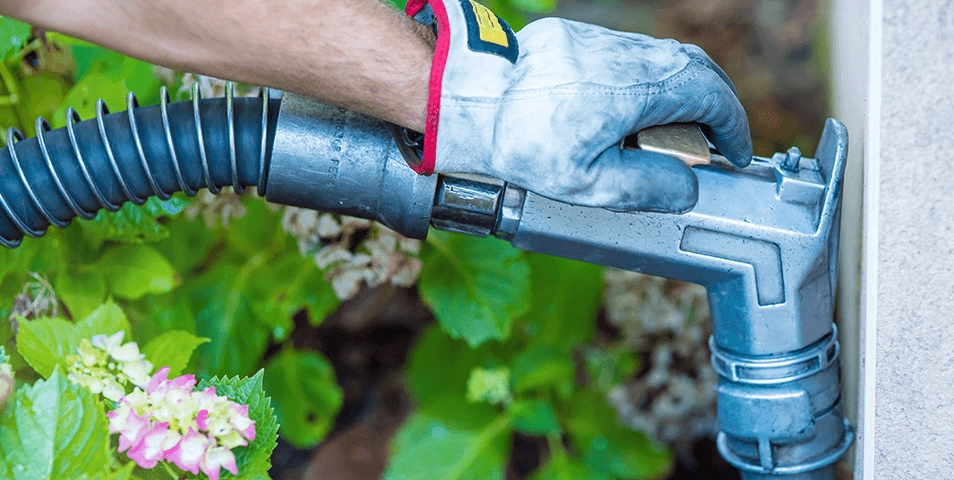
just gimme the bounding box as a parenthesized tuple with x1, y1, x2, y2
(460, 0, 519, 63)
(469, 0, 509, 47)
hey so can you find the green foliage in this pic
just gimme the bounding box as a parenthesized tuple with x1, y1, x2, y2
(406, 326, 506, 404)
(0, 369, 113, 479)
(385, 398, 512, 480)
(565, 389, 672, 479)
(81, 196, 190, 247)
(197, 371, 279, 479)
(530, 452, 609, 480)
(510, 345, 575, 394)
(0, 17, 30, 61)
(404, 253, 673, 479)
(17, 301, 130, 378)
(141, 330, 210, 377)
(263, 348, 343, 449)
(96, 245, 178, 300)
(191, 262, 272, 378)
(419, 231, 531, 346)
(508, 399, 559, 435)
(519, 254, 604, 352)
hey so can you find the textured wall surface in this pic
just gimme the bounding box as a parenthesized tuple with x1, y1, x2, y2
(876, 0, 954, 476)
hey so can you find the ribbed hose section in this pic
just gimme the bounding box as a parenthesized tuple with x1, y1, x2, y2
(0, 83, 280, 247)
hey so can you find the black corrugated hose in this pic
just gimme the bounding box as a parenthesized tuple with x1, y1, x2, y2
(0, 83, 280, 247)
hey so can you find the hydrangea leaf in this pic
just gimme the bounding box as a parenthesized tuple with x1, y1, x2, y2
(518, 253, 604, 352)
(529, 452, 609, 480)
(419, 231, 530, 347)
(127, 295, 196, 346)
(507, 0, 556, 14)
(141, 330, 209, 378)
(384, 398, 511, 480)
(17, 301, 131, 378)
(95, 245, 178, 300)
(16, 317, 81, 379)
(153, 214, 216, 275)
(510, 345, 575, 394)
(54, 270, 107, 321)
(78, 196, 189, 247)
(509, 399, 560, 435)
(247, 253, 338, 340)
(263, 348, 343, 449)
(74, 300, 132, 340)
(191, 263, 270, 378)
(406, 326, 507, 405)
(197, 370, 278, 479)
(0, 369, 112, 479)
(583, 346, 640, 394)
(565, 389, 672, 479)
(0, 17, 30, 62)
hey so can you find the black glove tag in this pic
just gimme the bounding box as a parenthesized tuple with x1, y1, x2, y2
(460, 0, 518, 63)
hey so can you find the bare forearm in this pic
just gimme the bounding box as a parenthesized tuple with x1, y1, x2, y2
(1, 0, 431, 130)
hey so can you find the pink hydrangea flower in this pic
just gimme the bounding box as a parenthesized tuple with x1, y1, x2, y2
(127, 422, 170, 469)
(201, 446, 239, 480)
(165, 427, 209, 474)
(107, 366, 256, 480)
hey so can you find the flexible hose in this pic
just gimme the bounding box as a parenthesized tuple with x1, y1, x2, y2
(0, 83, 280, 248)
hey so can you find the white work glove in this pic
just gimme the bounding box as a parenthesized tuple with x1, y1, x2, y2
(403, 0, 752, 212)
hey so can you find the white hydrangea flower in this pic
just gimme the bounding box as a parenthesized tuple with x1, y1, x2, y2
(67, 332, 154, 401)
(603, 269, 717, 445)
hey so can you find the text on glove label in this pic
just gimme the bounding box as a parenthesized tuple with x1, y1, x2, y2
(461, 0, 518, 63)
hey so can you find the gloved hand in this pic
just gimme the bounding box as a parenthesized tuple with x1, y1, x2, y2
(404, 0, 752, 213)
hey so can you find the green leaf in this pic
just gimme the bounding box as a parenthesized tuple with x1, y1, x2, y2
(507, 0, 557, 14)
(126, 295, 196, 346)
(197, 370, 278, 478)
(192, 263, 270, 377)
(152, 213, 215, 275)
(510, 346, 575, 394)
(406, 326, 507, 404)
(584, 346, 640, 393)
(529, 453, 609, 480)
(419, 231, 530, 346)
(263, 348, 343, 449)
(484, 0, 530, 30)
(385, 398, 511, 480)
(0, 369, 112, 479)
(96, 245, 177, 300)
(102, 463, 137, 480)
(52, 53, 160, 127)
(52, 60, 127, 124)
(54, 270, 106, 321)
(17, 301, 130, 378)
(0, 17, 30, 61)
(301, 268, 340, 328)
(142, 330, 209, 378)
(565, 389, 672, 479)
(509, 399, 559, 435)
(247, 253, 337, 340)
(74, 300, 132, 340)
(16, 318, 81, 379)
(519, 253, 604, 352)
(79, 196, 190, 247)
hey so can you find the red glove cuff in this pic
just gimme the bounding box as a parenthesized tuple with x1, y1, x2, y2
(405, 0, 449, 175)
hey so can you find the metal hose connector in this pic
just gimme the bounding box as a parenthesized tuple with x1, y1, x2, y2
(0, 83, 278, 248)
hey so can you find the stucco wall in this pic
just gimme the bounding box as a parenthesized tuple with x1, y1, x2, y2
(872, 0, 954, 476)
